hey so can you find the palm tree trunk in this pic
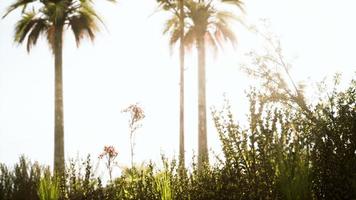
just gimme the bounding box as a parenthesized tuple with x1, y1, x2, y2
(54, 25, 65, 176)
(197, 36, 208, 169)
(178, 0, 185, 170)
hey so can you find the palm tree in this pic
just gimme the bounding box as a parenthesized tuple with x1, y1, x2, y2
(3, 0, 115, 175)
(158, 0, 186, 168)
(165, 0, 243, 169)
(178, 0, 185, 172)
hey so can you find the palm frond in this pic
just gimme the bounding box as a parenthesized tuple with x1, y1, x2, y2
(157, 0, 179, 15)
(215, 11, 239, 23)
(183, 27, 195, 51)
(2, 0, 36, 18)
(14, 11, 38, 43)
(163, 16, 179, 35)
(69, 10, 98, 47)
(5, 0, 112, 53)
(205, 31, 218, 55)
(79, 0, 104, 25)
(221, 0, 245, 12)
(169, 27, 181, 47)
(26, 18, 48, 52)
(215, 21, 237, 49)
(103, 0, 117, 3)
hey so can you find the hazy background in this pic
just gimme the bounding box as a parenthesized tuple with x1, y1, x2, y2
(0, 0, 355, 176)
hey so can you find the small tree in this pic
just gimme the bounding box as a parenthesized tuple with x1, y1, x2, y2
(99, 145, 118, 181)
(122, 103, 145, 167)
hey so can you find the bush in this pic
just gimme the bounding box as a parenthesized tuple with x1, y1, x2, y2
(212, 92, 313, 200)
(0, 156, 41, 200)
(311, 79, 356, 199)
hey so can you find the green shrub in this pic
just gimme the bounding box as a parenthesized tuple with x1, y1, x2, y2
(311, 79, 356, 199)
(38, 169, 59, 200)
(212, 91, 314, 199)
(0, 163, 14, 200)
(0, 156, 41, 200)
(63, 155, 104, 200)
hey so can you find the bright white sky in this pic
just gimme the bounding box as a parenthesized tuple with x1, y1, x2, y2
(0, 0, 355, 177)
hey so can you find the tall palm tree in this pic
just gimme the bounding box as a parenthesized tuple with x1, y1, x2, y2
(158, 0, 186, 168)
(165, 0, 243, 169)
(3, 0, 115, 175)
(178, 0, 185, 172)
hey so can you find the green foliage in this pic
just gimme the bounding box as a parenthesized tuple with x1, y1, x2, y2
(212, 93, 313, 200)
(154, 163, 172, 200)
(311, 79, 356, 199)
(3, 0, 114, 52)
(38, 169, 59, 200)
(63, 155, 104, 200)
(0, 156, 41, 200)
(159, 0, 242, 51)
(109, 164, 160, 200)
(0, 163, 14, 200)
(0, 79, 355, 200)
